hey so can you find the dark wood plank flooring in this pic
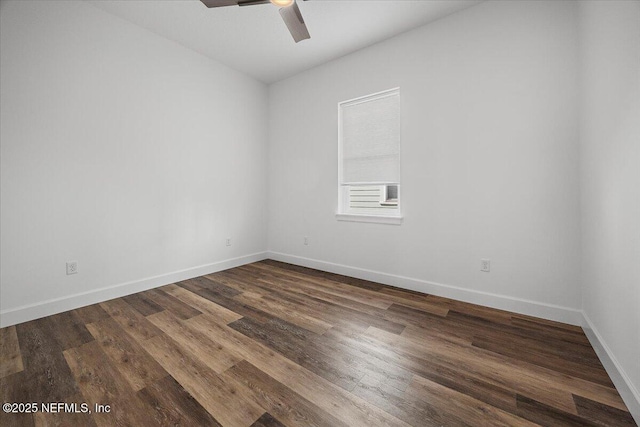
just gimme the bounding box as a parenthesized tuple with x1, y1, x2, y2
(0, 260, 636, 426)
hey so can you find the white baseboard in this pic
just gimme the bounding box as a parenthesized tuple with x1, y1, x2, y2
(267, 251, 583, 325)
(0, 252, 268, 328)
(582, 312, 640, 424)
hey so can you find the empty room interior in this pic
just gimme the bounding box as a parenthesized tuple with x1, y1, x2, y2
(1, 0, 639, 426)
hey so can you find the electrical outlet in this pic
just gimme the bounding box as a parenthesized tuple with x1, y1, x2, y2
(481, 259, 490, 272)
(226, 238, 231, 247)
(66, 261, 78, 275)
(304, 236, 308, 245)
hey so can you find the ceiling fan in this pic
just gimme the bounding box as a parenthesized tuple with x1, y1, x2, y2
(200, 0, 311, 43)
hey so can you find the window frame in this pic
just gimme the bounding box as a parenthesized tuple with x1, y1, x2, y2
(336, 87, 403, 225)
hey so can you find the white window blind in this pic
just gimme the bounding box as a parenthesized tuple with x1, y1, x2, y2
(340, 89, 400, 185)
(337, 88, 402, 222)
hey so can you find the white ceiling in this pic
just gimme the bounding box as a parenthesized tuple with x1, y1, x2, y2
(88, 0, 482, 84)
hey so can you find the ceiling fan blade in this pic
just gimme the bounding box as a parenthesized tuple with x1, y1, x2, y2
(200, 0, 270, 7)
(238, 0, 271, 6)
(200, 0, 239, 8)
(279, 1, 310, 43)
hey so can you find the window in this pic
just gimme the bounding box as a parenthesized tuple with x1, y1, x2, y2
(337, 88, 402, 224)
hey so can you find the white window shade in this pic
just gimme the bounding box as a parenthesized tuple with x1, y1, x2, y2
(340, 90, 400, 185)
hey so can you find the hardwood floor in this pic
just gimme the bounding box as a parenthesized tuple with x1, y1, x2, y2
(0, 260, 636, 426)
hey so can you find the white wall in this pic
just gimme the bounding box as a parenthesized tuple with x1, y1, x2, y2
(268, 0, 582, 322)
(0, 0, 268, 326)
(579, 0, 640, 416)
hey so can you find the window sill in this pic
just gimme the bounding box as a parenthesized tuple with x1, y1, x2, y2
(335, 213, 403, 225)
